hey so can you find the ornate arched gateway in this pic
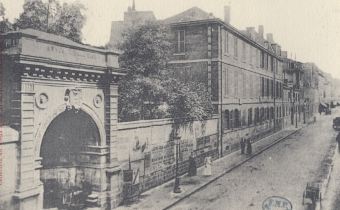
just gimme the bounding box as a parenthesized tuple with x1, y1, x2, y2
(1, 29, 127, 210)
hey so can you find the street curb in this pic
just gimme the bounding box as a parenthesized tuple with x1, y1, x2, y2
(163, 123, 311, 210)
(316, 133, 338, 210)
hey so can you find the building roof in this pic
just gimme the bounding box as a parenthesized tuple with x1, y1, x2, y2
(5, 28, 121, 54)
(162, 6, 213, 24)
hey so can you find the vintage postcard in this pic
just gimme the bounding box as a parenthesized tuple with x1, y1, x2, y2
(1, 0, 340, 209)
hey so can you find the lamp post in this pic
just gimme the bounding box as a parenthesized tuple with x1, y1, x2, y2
(173, 132, 181, 193)
(303, 100, 306, 124)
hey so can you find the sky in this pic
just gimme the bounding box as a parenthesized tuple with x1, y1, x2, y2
(2, 0, 340, 79)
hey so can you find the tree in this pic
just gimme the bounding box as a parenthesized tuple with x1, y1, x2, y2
(0, 2, 13, 33)
(117, 21, 214, 122)
(13, 0, 86, 42)
(117, 21, 173, 77)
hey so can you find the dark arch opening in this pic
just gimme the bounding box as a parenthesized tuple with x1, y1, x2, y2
(40, 109, 100, 167)
(40, 109, 101, 209)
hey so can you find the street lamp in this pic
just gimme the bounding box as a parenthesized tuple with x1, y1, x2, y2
(173, 132, 182, 193)
(303, 100, 307, 124)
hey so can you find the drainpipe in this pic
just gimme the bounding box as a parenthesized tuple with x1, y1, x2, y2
(219, 25, 223, 158)
(274, 59, 276, 133)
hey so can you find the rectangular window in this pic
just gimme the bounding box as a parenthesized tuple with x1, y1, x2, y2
(249, 73, 253, 98)
(265, 53, 268, 70)
(260, 51, 264, 68)
(261, 77, 265, 97)
(248, 108, 252, 126)
(243, 72, 246, 98)
(269, 56, 273, 71)
(225, 31, 229, 54)
(271, 80, 274, 98)
(266, 78, 269, 97)
(234, 37, 238, 58)
(234, 69, 238, 97)
(224, 69, 228, 96)
(176, 30, 185, 53)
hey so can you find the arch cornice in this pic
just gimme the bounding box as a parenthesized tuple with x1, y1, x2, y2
(34, 103, 106, 160)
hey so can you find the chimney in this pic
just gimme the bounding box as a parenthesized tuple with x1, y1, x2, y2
(246, 27, 255, 39)
(266, 33, 274, 43)
(224, 6, 230, 24)
(281, 51, 287, 59)
(258, 25, 264, 37)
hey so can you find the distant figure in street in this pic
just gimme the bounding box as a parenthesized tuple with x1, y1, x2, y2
(240, 138, 246, 155)
(188, 152, 197, 176)
(336, 132, 340, 150)
(203, 156, 213, 176)
(246, 139, 252, 155)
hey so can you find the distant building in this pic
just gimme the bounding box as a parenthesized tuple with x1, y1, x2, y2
(108, 0, 156, 49)
(282, 53, 304, 126)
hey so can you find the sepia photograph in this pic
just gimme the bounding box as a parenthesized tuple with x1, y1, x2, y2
(1, 0, 340, 209)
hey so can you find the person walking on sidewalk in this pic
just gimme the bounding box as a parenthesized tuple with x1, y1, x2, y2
(203, 156, 213, 176)
(188, 152, 197, 176)
(240, 138, 246, 154)
(246, 139, 252, 155)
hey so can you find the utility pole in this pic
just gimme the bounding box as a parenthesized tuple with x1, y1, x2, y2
(173, 131, 181, 193)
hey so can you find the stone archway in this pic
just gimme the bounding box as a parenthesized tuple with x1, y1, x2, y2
(34, 103, 106, 161)
(37, 104, 105, 209)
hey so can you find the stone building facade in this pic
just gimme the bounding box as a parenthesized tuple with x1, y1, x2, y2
(0, 29, 127, 210)
(166, 6, 285, 157)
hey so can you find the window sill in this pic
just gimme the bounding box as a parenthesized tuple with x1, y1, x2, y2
(173, 53, 185, 56)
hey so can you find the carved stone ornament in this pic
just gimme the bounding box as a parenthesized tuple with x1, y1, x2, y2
(64, 88, 82, 111)
(93, 94, 103, 108)
(35, 92, 49, 109)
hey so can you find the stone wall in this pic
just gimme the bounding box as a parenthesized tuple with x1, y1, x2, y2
(116, 117, 219, 196)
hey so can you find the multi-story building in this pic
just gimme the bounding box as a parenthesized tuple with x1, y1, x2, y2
(165, 6, 284, 157)
(282, 53, 305, 126)
(301, 62, 320, 118)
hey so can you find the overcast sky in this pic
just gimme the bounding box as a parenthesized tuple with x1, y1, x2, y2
(2, 0, 340, 79)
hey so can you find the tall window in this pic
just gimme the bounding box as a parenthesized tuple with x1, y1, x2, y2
(176, 30, 185, 53)
(248, 108, 253, 126)
(243, 72, 246, 98)
(224, 69, 229, 96)
(269, 56, 273, 71)
(234, 69, 238, 97)
(267, 107, 270, 120)
(260, 51, 264, 68)
(234, 37, 238, 58)
(235, 109, 240, 128)
(224, 110, 230, 129)
(261, 77, 265, 97)
(230, 110, 234, 129)
(266, 78, 270, 97)
(225, 31, 229, 54)
(260, 107, 264, 123)
(242, 109, 246, 126)
(255, 108, 259, 124)
(250, 73, 253, 98)
(265, 53, 268, 70)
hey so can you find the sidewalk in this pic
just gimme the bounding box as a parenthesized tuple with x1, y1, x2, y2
(115, 121, 311, 210)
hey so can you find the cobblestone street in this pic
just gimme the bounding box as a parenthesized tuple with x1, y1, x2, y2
(167, 112, 338, 210)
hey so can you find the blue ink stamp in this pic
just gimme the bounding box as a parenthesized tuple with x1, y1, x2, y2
(262, 196, 293, 210)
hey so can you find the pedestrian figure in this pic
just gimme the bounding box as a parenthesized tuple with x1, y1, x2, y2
(188, 152, 197, 176)
(203, 156, 213, 176)
(240, 138, 246, 154)
(246, 139, 252, 155)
